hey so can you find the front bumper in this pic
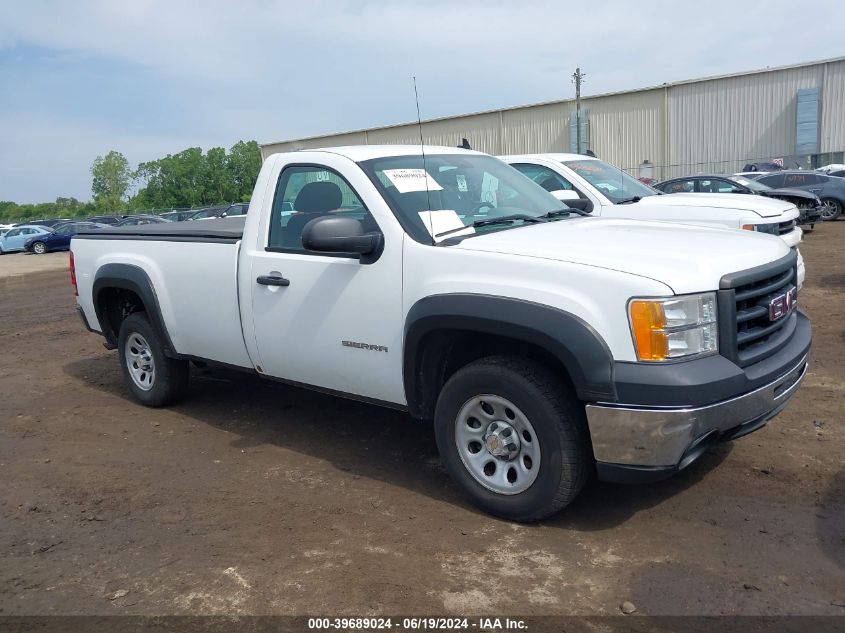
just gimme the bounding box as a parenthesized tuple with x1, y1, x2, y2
(799, 206, 824, 224)
(779, 226, 802, 249)
(586, 310, 811, 483)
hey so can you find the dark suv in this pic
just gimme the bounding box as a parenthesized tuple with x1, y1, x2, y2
(753, 171, 845, 221)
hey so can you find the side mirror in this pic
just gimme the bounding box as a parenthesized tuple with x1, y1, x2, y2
(550, 189, 580, 202)
(302, 216, 382, 261)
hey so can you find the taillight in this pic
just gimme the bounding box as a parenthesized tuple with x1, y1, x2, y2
(69, 251, 78, 296)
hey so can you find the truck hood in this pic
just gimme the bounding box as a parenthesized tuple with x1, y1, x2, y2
(452, 217, 791, 295)
(641, 193, 794, 217)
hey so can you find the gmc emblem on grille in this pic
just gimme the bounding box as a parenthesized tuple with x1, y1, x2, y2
(769, 286, 797, 322)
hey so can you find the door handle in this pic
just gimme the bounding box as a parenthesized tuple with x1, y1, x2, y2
(256, 274, 290, 287)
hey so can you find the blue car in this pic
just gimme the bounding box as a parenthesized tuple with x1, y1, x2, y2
(24, 221, 109, 254)
(0, 225, 53, 254)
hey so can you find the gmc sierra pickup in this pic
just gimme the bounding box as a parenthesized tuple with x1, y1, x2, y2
(71, 145, 811, 521)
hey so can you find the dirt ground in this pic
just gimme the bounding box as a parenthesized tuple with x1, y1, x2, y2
(0, 251, 70, 279)
(0, 226, 843, 617)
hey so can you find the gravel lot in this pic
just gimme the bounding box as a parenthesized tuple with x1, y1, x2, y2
(1, 226, 843, 616)
(0, 251, 70, 279)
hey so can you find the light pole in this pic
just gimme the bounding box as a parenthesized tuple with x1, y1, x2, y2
(572, 67, 586, 153)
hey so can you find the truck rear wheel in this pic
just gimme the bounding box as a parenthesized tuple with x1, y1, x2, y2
(434, 356, 590, 522)
(118, 313, 189, 407)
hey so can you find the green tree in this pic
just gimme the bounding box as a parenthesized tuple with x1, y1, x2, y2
(227, 140, 262, 201)
(203, 146, 236, 203)
(91, 151, 131, 212)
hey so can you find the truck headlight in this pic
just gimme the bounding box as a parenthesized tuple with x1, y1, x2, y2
(628, 293, 718, 361)
(742, 223, 779, 235)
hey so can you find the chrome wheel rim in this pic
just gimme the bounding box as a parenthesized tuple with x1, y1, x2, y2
(454, 395, 541, 495)
(33, 243, 45, 254)
(821, 199, 840, 220)
(125, 332, 155, 391)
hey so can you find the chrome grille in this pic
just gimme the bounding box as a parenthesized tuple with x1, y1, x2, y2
(718, 253, 798, 367)
(777, 219, 795, 235)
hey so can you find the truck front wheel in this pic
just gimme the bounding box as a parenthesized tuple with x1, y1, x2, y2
(434, 356, 590, 522)
(118, 313, 189, 407)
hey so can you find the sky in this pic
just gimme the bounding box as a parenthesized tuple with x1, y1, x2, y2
(1, 0, 844, 203)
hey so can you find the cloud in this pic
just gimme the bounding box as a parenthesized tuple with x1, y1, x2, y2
(0, 113, 219, 202)
(1, 0, 844, 201)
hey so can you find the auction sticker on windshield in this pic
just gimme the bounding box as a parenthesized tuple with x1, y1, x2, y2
(383, 169, 443, 193)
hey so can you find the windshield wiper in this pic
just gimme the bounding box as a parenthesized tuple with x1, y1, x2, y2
(434, 214, 546, 238)
(616, 196, 642, 205)
(541, 207, 591, 219)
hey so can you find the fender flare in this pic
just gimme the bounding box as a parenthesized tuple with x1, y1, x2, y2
(403, 293, 616, 418)
(92, 263, 177, 356)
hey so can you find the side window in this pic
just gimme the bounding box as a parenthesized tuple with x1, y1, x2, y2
(511, 163, 579, 194)
(758, 174, 785, 188)
(667, 180, 695, 193)
(700, 179, 741, 193)
(268, 165, 375, 251)
(6, 229, 20, 237)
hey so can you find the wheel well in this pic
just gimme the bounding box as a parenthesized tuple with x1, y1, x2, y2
(412, 329, 575, 420)
(96, 287, 147, 345)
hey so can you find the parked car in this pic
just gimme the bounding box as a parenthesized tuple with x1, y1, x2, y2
(0, 225, 53, 253)
(158, 210, 194, 222)
(116, 215, 172, 226)
(742, 162, 784, 172)
(501, 153, 806, 287)
(816, 163, 845, 174)
(653, 174, 824, 228)
(72, 145, 810, 521)
(188, 203, 249, 221)
(751, 170, 845, 221)
(13, 218, 71, 228)
(87, 215, 125, 225)
(25, 221, 109, 254)
(186, 205, 229, 221)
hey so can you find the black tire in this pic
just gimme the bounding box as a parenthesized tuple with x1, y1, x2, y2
(31, 241, 47, 255)
(118, 312, 189, 407)
(820, 198, 842, 221)
(434, 356, 591, 522)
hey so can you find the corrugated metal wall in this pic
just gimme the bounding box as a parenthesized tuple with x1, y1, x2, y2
(584, 88, 666, 172)
(668, 63, 824, 177)
(261, 58, 845, 178)
(821, 59, 845, 153)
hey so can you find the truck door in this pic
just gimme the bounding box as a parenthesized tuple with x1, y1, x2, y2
(244, 159, 406, 406)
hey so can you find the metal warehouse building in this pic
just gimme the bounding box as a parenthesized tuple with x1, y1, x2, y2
(261, 57, 845, 181)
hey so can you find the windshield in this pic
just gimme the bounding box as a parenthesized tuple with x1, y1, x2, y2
(359, 154, 570, 243)
(562, 159, 657, 203)
(729, 175, 771, 192)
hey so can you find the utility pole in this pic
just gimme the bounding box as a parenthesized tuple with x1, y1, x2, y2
(572, 67, 586, 153)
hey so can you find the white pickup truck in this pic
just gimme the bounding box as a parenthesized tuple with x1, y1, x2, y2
(501, 153, 805, 287)
(71, 145, 811, 521)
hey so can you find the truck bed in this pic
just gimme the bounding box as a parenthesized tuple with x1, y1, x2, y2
(76, 217, 246, 242)
(72, 215, 253, 369)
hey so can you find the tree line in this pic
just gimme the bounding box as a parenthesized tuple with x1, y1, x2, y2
(0, 140, 262, 223)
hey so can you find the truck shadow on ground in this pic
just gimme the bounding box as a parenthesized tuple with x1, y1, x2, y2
(64, 354, 731, 531)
